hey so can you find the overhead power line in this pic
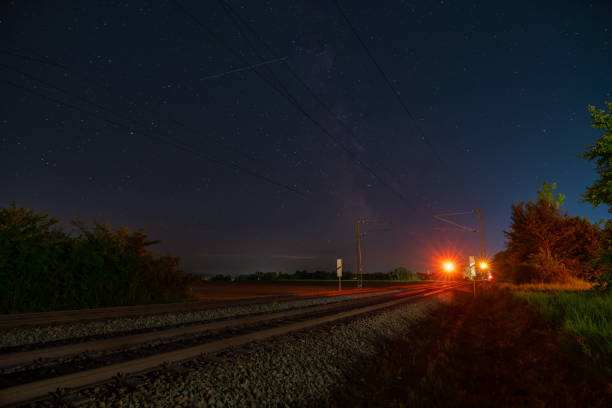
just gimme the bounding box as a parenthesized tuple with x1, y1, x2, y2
(2, 76, 308, 196)
(433, 211, 478, 232)
(173, 0, 415, 207)
(1, 49, 313, 192)
(217, 0, 417, 196)
(217, 0, 441, 214)
(0, 49, 259, 165)
(433, 209, 486, 258)
(332, 0, 447, 170)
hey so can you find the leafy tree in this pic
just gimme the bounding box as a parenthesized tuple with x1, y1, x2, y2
(492, 249, 513, 281)
(502, 182, 604, 283)
(537, 181, 565, 209)
(579, 102, 612, 211)
(390, 266, 417, 281)
(579, 102, 612, 290)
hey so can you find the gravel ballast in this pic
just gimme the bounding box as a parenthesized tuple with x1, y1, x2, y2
(1, 295, 367, 349)
(64, 292, 454, 408)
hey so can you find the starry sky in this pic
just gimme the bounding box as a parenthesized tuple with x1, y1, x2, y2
(1, 0, 611, 275)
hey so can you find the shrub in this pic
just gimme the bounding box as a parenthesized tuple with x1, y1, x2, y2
(0, 203, 72, 312)
(0, 203, 192, 313)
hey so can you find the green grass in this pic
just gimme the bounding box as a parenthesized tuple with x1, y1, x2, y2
(515, 290, 612, 371)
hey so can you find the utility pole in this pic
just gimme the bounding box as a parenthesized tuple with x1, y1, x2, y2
(355, 219, 364, 289)
(336, 258, 343, 291)
(355, 219, 388, 289)
(476, 208, 486, 259)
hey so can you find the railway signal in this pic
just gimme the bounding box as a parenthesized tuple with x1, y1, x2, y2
(442, 260, 455, 273)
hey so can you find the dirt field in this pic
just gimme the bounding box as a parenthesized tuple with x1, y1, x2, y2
(188, 280, 425, 301)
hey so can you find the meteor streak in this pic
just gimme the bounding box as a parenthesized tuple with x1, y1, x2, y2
(200, 56, 288, 81)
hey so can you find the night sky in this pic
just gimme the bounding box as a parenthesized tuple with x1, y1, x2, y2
(1, 0, 611, 275)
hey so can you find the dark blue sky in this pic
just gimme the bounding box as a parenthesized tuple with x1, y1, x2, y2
(1, 0, 610, 275)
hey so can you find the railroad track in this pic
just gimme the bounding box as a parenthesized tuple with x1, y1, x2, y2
(0, 283, 439, 329)
(0, 285, 439, 353)
(0, 288, 411, 366)
(0, 294, 343, 330)
(0, 282, 464, 407)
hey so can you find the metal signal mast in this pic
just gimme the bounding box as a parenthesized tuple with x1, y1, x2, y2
(433, 208, 486, 259)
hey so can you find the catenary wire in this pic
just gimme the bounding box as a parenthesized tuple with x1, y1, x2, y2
(0, 49, 260, 165)
(0, 49, 312, 192)
(215, 0, 436, 211)
(2, 77, 309, 196)
(172, 0, 416, 207)
(333, 0, 448, 170)
(217, 0, 401, 182)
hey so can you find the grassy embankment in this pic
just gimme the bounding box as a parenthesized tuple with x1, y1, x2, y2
(507, 281, 612, 374)
(332, 286, 612, 407)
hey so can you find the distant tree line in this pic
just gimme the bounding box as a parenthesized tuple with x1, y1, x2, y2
(206, 266, 419, 282)
(494, 102, 612, 285)
(0, 203, 194, 313)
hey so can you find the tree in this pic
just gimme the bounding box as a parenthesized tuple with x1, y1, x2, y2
(390, 266, 416, 281)
(502, 182, 604, 283)
(537, 181, 565, 209)
(579, 102, 612, 212)
(579, 102, 612, 290)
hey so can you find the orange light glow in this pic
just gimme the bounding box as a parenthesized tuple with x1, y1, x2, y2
(479, 261, 489, 270)
(442, 261, 455, 272)
(424, 242, 464, 279)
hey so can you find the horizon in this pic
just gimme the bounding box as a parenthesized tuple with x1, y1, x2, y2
(2, 0, 610, 276)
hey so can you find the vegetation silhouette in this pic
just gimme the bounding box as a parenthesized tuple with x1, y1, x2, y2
(579, 102, 612, 290)
(494, 182, 605, 283)
(206, 266, 419, 282)
(0, 203, 193, 313)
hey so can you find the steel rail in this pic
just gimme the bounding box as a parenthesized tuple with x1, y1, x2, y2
(0, 285, 434, 329)
(0, 283, 463, 406)
(0, 288, 415, 369)
(0, 296, 322, 329)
